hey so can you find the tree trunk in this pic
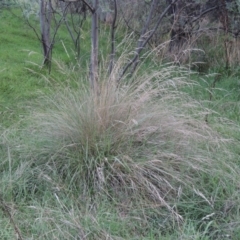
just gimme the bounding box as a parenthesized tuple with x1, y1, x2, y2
(40, 0, 52, 66)
(108, 0, 117, 74)
(90, 0, 99, 92)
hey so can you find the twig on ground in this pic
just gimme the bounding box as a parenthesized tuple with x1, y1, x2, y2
(0, 194, 23, 240)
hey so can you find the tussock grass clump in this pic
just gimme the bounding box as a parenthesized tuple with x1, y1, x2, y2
(24, 62, 237, 224)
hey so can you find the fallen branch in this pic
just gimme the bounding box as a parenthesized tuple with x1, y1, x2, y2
(0, 194, 23, 240)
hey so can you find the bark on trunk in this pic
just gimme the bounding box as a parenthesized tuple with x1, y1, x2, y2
(40, 0, 52, 66)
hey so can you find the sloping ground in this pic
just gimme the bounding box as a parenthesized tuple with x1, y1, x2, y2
(1, 7, 240, 240)
(0, 8, 74, 128)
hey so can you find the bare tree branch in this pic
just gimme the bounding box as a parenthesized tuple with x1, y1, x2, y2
(0, 194, 23, 240)
(192, 5, 223, 24)
(129, 0, 157, 74)
(119, 0, 180, 81)
(118, 3, 140, 36)
(60, 2, 75, 45)
(81, 0, 94, 13)
(137, 0, 157, 50)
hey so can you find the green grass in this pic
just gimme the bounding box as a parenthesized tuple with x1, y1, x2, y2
(1, 7, 240, 240)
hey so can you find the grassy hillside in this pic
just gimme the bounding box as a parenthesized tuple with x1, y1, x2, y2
(1, 7, 240, 240)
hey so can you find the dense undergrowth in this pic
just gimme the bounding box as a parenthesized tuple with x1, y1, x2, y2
(1, 7, 240, 240)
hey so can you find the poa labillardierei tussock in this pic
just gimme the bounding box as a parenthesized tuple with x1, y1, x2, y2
(25, 58, 238, 225)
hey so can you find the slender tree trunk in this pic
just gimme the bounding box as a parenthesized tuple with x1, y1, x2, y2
(40, 0, 52, 66)
(90, 0, 99, 91)
(119, 0, 180, 81)
(129, 0, 157, 72)
(108, 0, 117, 75)
(219, 0, 230, 70)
